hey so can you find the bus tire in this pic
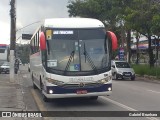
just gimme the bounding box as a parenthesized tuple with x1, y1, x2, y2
(40, 81, 50, 102)
(32, 74, 37, 89)
(89, 96, 98, 100)
(33, 83, 38, 89)
(42, 94, 49, 102)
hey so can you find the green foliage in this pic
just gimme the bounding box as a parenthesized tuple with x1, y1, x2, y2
(132, 64, 160, 77)
(67, 0, 160, 65)
(152, 15, 160, 36)
(16, 44, 30, 64)
(68, 0, 120, 29)
(124, 0, 160, 35)
(67, 0, 160, 36)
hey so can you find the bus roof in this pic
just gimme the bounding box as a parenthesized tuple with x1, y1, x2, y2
(44, 18, 105, 28)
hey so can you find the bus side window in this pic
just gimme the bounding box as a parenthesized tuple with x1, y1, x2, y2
(41, 51, 46, 68)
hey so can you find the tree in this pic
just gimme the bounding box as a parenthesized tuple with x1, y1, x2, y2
(67, 0, 128, 59)
(135, 31, 140, 64)
(124, 0, 160, 67)
(68, 0, 128, 31)
(67, 0, 160, 65)
(16, 44, 30, 64)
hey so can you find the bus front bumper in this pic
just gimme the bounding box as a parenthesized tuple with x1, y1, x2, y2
(43, 91, 112, 99)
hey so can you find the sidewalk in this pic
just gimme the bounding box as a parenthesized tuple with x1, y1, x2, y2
(0, 74, 25, 120)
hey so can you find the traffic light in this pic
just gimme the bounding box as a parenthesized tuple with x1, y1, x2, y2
(22, 34, 32, 40)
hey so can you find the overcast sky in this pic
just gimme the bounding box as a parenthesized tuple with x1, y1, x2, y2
(0, 0, 70, 44)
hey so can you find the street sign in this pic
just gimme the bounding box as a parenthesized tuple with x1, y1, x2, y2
(118, 48, 125, 60)
(22, 34, 32, 40)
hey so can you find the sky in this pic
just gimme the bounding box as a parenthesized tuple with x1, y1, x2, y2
(0, 0, 70, 44)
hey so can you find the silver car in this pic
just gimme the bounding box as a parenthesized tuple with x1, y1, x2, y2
(0, 62, 18, 74)
(111, 60, 135, 80)
(0, 62, 10, 74)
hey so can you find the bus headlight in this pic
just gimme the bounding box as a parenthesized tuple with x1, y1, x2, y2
(98, 76, 112, 83)
(108, 87, 112, 91)
(46, 78, 64, 85)
(49, 89, 53, 94)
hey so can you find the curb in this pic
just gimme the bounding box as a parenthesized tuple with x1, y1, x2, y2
(136, 74, 160, 84)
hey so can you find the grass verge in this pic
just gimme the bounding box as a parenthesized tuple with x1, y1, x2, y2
(132, 64, 160, 79)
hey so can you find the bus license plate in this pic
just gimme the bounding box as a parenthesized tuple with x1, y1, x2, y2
(76, 90, 87, 94)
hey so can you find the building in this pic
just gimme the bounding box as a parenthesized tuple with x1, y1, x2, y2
(130, 32, 160, 64)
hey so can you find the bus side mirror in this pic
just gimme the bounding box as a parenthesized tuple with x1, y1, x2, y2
(40, 32, 46, 50)
(107, 31, 118, 51)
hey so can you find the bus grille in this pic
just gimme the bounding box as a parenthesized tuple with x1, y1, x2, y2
(59, 82, 102, 89)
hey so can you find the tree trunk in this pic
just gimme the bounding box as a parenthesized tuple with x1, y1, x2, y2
(136, 32, 140, 64)
(148, 36, 154, 67)
(126, 30, 131, 63)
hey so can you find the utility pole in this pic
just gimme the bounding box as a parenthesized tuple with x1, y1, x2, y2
(10, 0, 16, 82)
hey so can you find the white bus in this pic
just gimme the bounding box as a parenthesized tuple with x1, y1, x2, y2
(30, 18, 117, 102)
(0, 44, 9, 65)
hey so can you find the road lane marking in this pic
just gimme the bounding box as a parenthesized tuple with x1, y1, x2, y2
(147, 90, 160, 94)
(31, 89, 51, 120)
(101, 96, 159, 120)
(31, 89, 47, 111)
(30, 90, 159, 120)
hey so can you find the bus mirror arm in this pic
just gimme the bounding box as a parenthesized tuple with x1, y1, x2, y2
(107, 31, 118, 51)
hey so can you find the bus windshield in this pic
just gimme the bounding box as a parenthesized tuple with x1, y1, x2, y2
(46, 28, 110, 75)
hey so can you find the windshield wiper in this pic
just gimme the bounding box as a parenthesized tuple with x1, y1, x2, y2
(83, 43, 98, 74)
(64, 50, 75, 75)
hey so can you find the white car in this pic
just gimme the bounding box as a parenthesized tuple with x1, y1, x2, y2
(0, 62, 18, 74)
(0, 62, 10, 74)
(111, 60, 135, 80)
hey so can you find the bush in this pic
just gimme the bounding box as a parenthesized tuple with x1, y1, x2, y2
(131, 64, 160, 77)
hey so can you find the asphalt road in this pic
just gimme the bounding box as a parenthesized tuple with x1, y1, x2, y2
(15, 65, 160, 120)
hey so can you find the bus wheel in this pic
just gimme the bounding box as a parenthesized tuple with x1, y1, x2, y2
(33, 83, 37, 89)
(40, 82, 50, 102)
(89, 96, 98, 100)
(31, 75, 37, 89)
(42, 94, 49, 102)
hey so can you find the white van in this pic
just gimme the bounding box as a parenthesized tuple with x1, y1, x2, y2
(111, 60, 135, 80)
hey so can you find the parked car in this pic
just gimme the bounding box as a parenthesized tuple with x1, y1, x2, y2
(0, 62, 10, 74)
(0, 62, 18, 74)
(111, 60, 135, 80)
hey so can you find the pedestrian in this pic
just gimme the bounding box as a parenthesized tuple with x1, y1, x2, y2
(15, 58, 19, 71)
